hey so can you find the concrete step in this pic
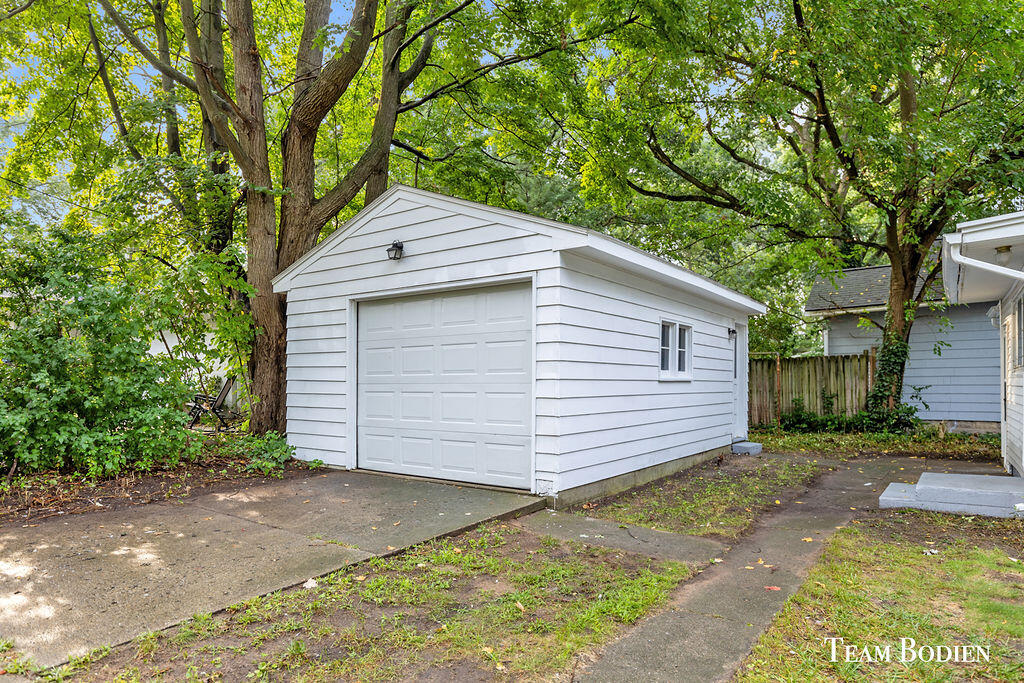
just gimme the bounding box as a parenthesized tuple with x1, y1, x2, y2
(916, 472, 1024, 508)
(732, 441, 763, 455)
(879, 474, 1024, 519)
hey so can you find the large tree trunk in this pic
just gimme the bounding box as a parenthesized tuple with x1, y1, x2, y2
(875, 263, 917, 409)
(223, 0, 287, 433)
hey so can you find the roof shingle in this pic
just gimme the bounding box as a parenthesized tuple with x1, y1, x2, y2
(805, 265, 941, 313)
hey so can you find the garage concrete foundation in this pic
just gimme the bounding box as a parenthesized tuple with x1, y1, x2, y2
(547, 446, 730, 509)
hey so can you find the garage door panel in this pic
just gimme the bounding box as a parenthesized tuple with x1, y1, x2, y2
(483, 442, 531, 480)
(483, 340, 530, 375)
(358, 282, 532, 489)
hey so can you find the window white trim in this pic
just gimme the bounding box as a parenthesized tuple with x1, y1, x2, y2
(659, 319, 693, 381)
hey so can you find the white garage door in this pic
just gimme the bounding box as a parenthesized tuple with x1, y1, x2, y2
(357, 282, 532, 489)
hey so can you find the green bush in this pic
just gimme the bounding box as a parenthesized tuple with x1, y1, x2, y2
(779, 395, 918, 434)
(0, 226, 197, 476)
(240, 433, 295, 475)
(205, 432, 296, 475)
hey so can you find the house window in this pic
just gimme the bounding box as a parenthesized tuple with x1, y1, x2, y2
(659, 320, 693, 380)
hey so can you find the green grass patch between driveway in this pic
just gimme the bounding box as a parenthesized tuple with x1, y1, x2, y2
(50, 522, 693, 681)
(738, 510, 1024, 682)
(582, 456, 823, 538)
(751, 429, 1001, 462)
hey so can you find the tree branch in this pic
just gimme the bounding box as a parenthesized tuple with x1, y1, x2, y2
(0, 0, 36, 22)
(399, 14, 638, 113)
(389, 0, 474, 69)
(391, 138, 459, 162)
(97, 0, 200, 97)
(291, 0, 379, 131)
(177, 0, 251, 173)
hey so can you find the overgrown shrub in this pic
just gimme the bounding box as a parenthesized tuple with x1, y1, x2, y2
(204, 431, 296, 476)
(779, 394, 918, 434)
(0, 225, 197, 476)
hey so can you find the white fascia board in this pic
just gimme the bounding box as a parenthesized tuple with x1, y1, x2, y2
(560, 237, 767, 315)
(957, 209, 1024, 233)
(272, 184, 587, 293)
(272, 185, 406, 292)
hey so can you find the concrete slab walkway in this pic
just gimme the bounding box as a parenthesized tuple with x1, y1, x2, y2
(578, 455, 1007, 682)
(519, 510, 727, 563)
(0, 470, 541, 668)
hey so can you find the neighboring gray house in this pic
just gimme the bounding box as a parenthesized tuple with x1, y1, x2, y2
(805, 265, 999, 430)
(272, 185, 765, 504)
(943, 210, 1024, 476)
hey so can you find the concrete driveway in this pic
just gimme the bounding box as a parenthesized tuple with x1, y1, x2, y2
(0, 470, 541, 668)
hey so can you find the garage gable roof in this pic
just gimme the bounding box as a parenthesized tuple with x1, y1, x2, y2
(273, 185, 766, 315)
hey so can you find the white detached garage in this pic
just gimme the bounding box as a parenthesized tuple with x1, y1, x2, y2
(273, 186, 765, 502)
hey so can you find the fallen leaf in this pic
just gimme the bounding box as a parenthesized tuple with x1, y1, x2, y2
(711, 558, 723, 563)
(302, 578, 317, 589)
(774, 500, 781, 505)
(802, 537, 814, 542)
(386, 545, 396, 551)
(370, 526, 378, 530)
(744, 566, 756, 570)
(495, 663, 506, 672)
(482, 646, 493, 655)
(354, 575, 367, 582)
(453, 548, 463, 554)
(765, 586, 781, 591)
(515, 601, 526, 613)
(393, 521, 401, 526)
(303, 499, 311, 504)
(757, 558, 764, 564)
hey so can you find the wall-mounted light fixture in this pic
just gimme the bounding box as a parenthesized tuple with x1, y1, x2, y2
(386, 240, 404, 261)
(996, 245, 1013, 267)
(728, 328, 738, 341)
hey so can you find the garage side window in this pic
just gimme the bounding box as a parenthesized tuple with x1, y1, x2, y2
(659, 320, 693, 380)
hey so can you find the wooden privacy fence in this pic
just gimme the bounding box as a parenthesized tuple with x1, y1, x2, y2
(749, 350, 877, 426)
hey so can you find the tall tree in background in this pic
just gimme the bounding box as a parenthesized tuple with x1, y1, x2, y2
(545, 0, 1024, 407)
(2, 0, 634, 432)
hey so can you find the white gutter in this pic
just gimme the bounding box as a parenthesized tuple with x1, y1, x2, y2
(946, 240, 1024, 302)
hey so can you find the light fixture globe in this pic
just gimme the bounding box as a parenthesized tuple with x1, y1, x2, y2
(387, 240, 404, 261)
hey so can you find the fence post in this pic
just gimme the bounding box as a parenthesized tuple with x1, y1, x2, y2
(775, 352, 782, 424)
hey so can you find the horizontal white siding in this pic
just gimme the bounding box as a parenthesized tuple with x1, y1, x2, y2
(547, 253, 742, 491)
(825, 303, 1000, 422)
(1001, 290, 1023, 476)
(283, 196, 561, 493)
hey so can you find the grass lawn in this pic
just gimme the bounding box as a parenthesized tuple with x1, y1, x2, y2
(2, 522, 694, 681)
(752, 428, 1002, 462)
(578, 454, 824, 538)
(738, 510, 1024, 682)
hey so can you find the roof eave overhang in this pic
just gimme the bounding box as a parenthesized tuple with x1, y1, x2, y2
(559, 239, 767, 316)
